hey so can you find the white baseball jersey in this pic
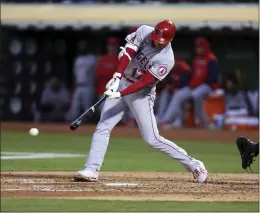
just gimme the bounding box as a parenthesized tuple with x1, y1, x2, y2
(124, 25, 175, 87)
(83, 25, 204, 179)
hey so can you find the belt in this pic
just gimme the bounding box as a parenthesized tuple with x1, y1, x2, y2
(123, 74, 135, 83)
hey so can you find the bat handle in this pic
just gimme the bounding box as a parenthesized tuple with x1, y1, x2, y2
(69, 94, 107, 131)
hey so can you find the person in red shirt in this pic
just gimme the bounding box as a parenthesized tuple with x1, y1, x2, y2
(156, 53, 192, 128)
(189, 37, 219, 126)
(94, 36, 120, 110)
(156, 37, 219, 128)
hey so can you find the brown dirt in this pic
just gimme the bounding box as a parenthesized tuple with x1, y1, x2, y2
(2, 122, 259, 143)
(2, 122, 259, 201)
(1, 172, 259, 202)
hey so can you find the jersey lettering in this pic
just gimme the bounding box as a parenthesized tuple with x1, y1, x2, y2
(140, 56, 149, 67)
(136, 52, 151, 71)
(136, 52, 144, 60)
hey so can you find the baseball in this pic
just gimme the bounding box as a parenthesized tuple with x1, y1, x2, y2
(29, 128, 39, 136)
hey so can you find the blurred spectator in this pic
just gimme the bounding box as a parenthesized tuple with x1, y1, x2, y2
(39, 77, 70, 122)
(224, 74, 248, 116)
(69, 40, 97, 121)
(154, 74, 170, 116)
(94, 36, 120, 111)
(156, 53, 192, 128)
(213, 74, 259, 130)
(188, 37, 219, 127)
(157, 37, 219, 128)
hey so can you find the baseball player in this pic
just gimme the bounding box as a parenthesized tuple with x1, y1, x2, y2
(75, 20, 207, 183)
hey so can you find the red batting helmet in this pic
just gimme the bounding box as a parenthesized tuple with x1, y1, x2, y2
(150, 20, 176, 44)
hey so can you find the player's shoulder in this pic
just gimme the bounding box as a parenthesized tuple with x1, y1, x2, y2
(136, 25, 154, 37)
(153, 47, 174, 69)
(137, 25, 154, 32)
(158, 45, 174, 61)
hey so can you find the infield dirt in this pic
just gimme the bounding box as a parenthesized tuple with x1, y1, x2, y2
(1, 171, 258, 202)
(2, 123, 259, 202)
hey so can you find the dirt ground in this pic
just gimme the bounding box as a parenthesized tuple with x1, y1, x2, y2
(1, 171, 259, 202)
(2, 122, 259, 143)
(2, 122, 259, 202)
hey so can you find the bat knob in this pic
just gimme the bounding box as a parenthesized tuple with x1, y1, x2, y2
(70, 125, 77, 131)
(70, 120, 81, 131)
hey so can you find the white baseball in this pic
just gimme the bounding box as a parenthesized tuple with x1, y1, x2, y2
(29, 128, 39, 136)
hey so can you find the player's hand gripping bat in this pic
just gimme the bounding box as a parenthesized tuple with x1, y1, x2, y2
(70, 95, 107, 131)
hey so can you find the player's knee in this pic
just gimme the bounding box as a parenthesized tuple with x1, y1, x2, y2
(143, 135, 160, 147)
(94, 123, 113, 136)
(94, 128, 111, 138)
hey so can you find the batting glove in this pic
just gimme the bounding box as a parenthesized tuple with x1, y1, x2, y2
(104, 89, 121, 99)
(105, 72, 122, 91)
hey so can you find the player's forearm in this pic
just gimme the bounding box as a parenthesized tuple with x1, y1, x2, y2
(116, 48, 136, 76)
(120, 72, 156, 96)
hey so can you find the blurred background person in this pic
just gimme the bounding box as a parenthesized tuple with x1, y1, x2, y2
(156, 54, 192, 128)
(188, 37, 220, 127)
(39, 77, 70, 122)
(224, 73, 248, 117)
(156, 37, 219, 128)
(69, 39, 97, 121)
(1, 0, 257, 130)
(94, 36, 120, 112)
(154, 73, 171, 120)
(213, 73, 259, 130)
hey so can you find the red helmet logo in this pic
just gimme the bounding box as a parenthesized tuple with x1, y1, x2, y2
(150, 20, 176, 45)
(155, 28, 163, 37)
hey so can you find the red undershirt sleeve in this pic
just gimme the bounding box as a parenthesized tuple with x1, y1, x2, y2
(117, 48, 136, 75)
(120, 71, 157, 96)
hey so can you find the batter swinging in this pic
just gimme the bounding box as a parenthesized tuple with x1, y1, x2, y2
(76, 20, 208, 183)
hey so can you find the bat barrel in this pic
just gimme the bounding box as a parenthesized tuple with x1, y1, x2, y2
(69, 95, 107, 131)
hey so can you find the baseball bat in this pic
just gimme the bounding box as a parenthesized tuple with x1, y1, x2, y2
(70, 95, 107, 131)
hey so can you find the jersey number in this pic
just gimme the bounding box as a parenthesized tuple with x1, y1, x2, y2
(132, 68, 145, 80)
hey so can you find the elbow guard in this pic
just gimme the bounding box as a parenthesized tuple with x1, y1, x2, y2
(118, 43, 138, 61)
